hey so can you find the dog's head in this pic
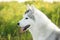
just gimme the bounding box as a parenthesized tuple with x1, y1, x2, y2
(17, 5, 36, 32)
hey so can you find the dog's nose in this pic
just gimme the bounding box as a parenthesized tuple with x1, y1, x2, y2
(17, 23, 20, 25)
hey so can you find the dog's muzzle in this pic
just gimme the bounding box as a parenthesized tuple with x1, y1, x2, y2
(17, 23, 30, 32)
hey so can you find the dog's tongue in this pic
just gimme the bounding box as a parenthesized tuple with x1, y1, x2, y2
(20, 27, 26, 33)
(20, 25, 30, 33)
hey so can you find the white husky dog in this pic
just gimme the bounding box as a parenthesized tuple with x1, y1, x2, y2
(17, 5, 60, 40)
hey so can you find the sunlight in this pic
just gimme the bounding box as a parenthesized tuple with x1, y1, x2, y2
(43, 0, 60, 3)
(18, 0, 27, 2)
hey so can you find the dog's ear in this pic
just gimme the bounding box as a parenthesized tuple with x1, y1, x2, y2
(31, 5, 35, 13)
(31, 5, 35, 9)
(26, 4, 35, 14)
(27, 4, 31, 10)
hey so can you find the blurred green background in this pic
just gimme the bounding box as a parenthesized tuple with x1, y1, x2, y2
(0, 1, 60, 40)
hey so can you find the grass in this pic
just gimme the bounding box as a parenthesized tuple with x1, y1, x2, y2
(0, 1, 60, 40)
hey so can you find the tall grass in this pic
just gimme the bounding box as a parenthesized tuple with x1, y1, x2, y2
(0, 1, 60, 40)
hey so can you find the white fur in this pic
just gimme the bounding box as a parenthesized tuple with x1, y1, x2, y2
(18, 5, 60, 40)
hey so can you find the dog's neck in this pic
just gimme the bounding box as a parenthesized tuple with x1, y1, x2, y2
(29, 22, 53, 40)
(29, 22, 59, 40)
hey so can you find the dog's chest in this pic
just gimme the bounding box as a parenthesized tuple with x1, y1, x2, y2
(47, 31, 60, 40)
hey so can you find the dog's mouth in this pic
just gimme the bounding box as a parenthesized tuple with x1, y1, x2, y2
(23, 25, 30, 31)
(20, 25, 30, 33)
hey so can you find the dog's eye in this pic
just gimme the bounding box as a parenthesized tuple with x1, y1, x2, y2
(25, 18, 28, 19)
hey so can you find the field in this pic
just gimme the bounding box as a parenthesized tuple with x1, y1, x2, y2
(0, 1, 60, 40)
